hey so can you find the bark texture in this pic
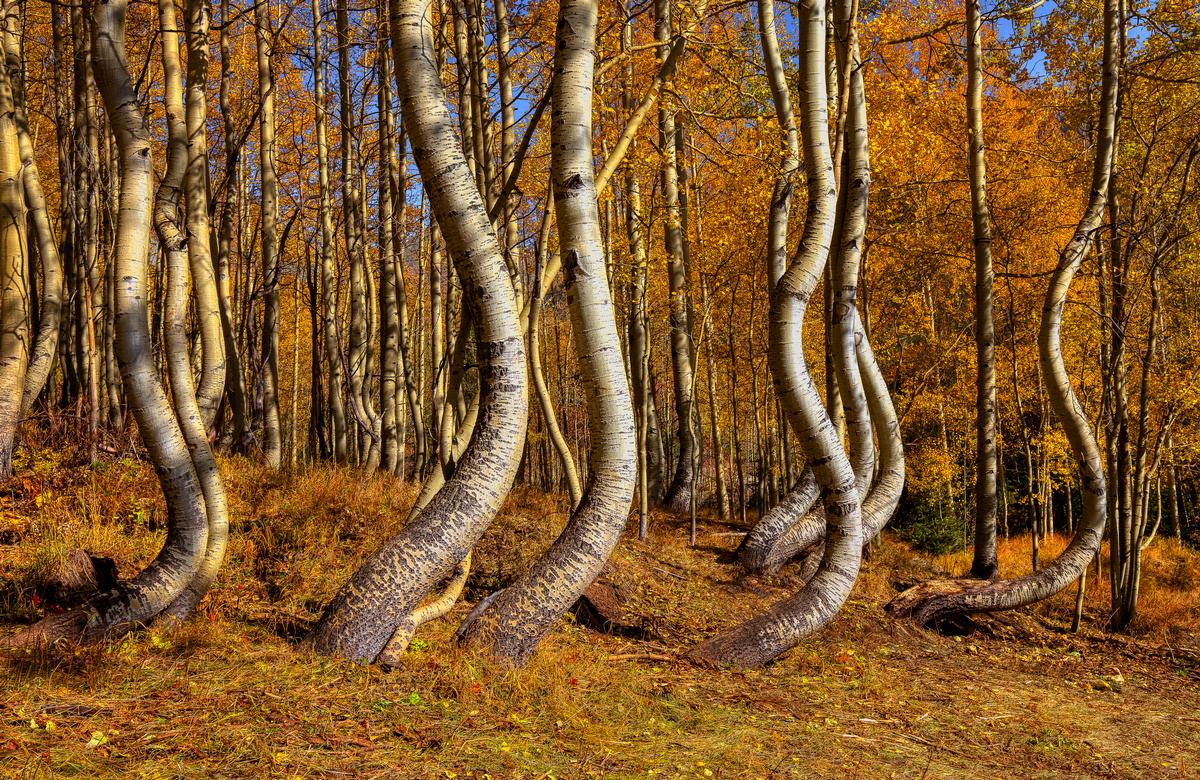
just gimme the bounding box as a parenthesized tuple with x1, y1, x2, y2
(891, 0, 1118, 625)
(257, 0, 282, 467)
(5, 9, 61, 416)
(309, 0, 527, 663)
(966, 0, 998, 580)
(4, 0, 210, 645)
(456, 0, 636, 666)
(0, 0, 26, 479)
(690, 0, 861, 668)
(154, 0, 229, 621)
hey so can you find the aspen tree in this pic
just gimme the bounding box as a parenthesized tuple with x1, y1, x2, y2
(691, 0, 862, 667)
(457, 0, 636, 663)
(967, 0, 999, 580)
(310, 0, 348, 463)
(3, 5, 62, 417)
(655, 0, 698, 515)
(892, 0, 1118, 625)
(184, 0, 224, 431)
(310, 0, 527, 662)
(6, 0, 212, 644)
(0, 0, 26, 479)
(257, 0, 283, 467)
(153, 0, 229, 621)
(216, 0, 251, 451)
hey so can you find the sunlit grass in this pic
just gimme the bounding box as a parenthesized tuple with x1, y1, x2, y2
(1, 443, 1197, 777)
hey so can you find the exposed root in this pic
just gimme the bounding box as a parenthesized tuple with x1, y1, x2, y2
(0, 607, 95, 652)
(377, 552, 472, 667)
(885, 578, 991, 623)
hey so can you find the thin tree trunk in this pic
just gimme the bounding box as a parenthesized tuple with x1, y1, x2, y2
(728, 279, 746, 524)
(657, 0, 698, 514)
(388, 79, 422, 480)
(378, 12, 401, 474)
(966, 0, 998, 579)
(183, 0, 223, 431)
(216, 0, 250, 451)
(309, 0, 347, 463)
(5, 8, 61, 417)
(256, 0, 282, 467)
(701, 277, 729, 522)
(622, 0, 657, 532)
(528, 196, 583, 508)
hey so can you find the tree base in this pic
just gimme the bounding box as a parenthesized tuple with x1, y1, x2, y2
(885, 578, 990, 625)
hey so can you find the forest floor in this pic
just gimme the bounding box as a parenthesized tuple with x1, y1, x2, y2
(0, 445, 1198, 779)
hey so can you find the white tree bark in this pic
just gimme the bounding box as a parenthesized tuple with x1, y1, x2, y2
(0, 0, 27, 479)
(3, 0, 211, 645)
(892, 0, 1118, 625)
(456, 0, 636, 666)
(2, 9, 61, 417)
(154, 0, 230, 623)
(309, 0, 527, 663)
(691, 0, 861, 668)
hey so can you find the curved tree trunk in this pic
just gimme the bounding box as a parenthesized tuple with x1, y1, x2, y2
(4, 10, 62, 417)
(5, 0, 210, 645)
(738, 5, 905, 576)
(527, 195, 584, 509)
(890, 0, 1118, 626)
(751, 309, 905, 574)
(829, 0, 873, 501)
(309, 0, 527, 663)
(731, 0, 813, 571)
(456, 0, 636, 666)
(153, 0, 229, 623)
(737, 469, 819, 571)
(691, 0, 861, 668)
(0, 0, 27, 480)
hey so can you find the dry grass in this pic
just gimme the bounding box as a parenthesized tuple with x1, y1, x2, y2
(933, 533, 1200, 642)
(1, 446, 1198, 778)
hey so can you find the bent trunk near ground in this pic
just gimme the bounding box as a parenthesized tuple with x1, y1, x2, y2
(308, 0, 527, 663)
(891, 0, 1118, 626)
(5, 0, 210, 645)
(456, 0, 636, 666)
(154, 0, 229, 622)
(740, 0, 904, 576)
(691, 0, 862, 668)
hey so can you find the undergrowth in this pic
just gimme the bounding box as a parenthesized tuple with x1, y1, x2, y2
(0, 444, 1197, 778)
